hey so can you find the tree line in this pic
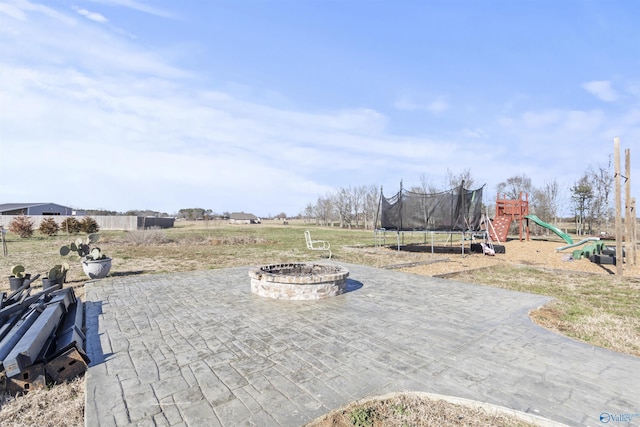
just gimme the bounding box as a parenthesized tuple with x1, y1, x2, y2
(301, 161, 615, 234)
(86, 160, 616, 234)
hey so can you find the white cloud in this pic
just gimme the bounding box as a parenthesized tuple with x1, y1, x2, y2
(89, 0, 175, 19)
(0, 0, 76, 26)
(583, 80, 618, 102)
(394, 96, 450, 113)
(493, 106, 626, 184)
(73, 7, 108, 23)
(2, 3, 189, 79)
(0, 2, 27, 20)
(521, 110, 562, 128)
(460, 128, 488, 139)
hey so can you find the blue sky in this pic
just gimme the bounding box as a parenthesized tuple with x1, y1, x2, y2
(1, 0, 638, 217)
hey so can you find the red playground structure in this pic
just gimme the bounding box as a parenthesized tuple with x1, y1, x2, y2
(489, 192, 530, 242)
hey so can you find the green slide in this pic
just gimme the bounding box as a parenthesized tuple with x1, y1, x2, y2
(524, 215, 573, 244)
(555, 237, 601, 252)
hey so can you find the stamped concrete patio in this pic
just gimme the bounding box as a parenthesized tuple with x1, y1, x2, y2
(84, 263, 640, 427)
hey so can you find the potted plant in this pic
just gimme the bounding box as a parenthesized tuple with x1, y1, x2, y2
(60, 234, 112, 279)
(42, 263, 69, 289)
(8, 265, 31, 291)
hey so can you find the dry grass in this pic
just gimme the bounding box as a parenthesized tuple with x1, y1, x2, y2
(531, 303, 640, 356)
(0, 377, 84, 427)
(306, 393, 543, 427)
(0, 221, 637, 425)
(119, 228, 171, 245)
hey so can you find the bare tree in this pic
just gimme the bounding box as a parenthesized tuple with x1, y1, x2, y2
(571, 175, 594, 235)
(332, 188, 353, 228)
(496, 174, 533, 200)
(303, 203, 315, 224)
(419, 173, 439, 194)
(532, 179, 561, 224)
(446, 168, 474, 190)
(315, 196, 334, 226)
(409, 175, 439, 194)
(588, 157, 614, 230)
(362, 185, 380, 230)
(350, 185, 367, 229)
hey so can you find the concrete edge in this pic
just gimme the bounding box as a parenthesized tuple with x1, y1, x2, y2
(304, 391, 570, 427)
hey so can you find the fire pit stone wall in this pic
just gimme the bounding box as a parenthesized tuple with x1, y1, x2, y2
(249, 263, 349, 300)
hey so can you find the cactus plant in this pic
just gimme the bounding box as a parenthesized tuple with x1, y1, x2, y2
(8, 265, 31, 291)
(60, 234, 106, 260)
(60, 233, 111, 279)
(42, 263, 69, 288)
(11, 265, 26, 278)
(48, 263, 70, 281)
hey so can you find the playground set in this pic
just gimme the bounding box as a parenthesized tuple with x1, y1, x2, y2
(488, 140, 636, 271)
(489, 192, 530, 243)
(488, 192, 606, 257)
(375, 183, 615, 261)
(376, 140, 635, 273)
(487, 191, 624, 266)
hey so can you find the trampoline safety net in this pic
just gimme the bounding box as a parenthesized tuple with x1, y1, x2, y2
(379, 184, 485, 231)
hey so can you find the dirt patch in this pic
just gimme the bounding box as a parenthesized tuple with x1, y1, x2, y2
(394, 238, 639, 277)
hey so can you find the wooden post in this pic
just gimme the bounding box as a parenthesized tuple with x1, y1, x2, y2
(614, 137, 623, 275)
(518, 192, 523, 242)
(625, 149, 633, 266)
(631, 198, 637, 266)
(525, 192, 530, 241)
(0, 226, 7, 257)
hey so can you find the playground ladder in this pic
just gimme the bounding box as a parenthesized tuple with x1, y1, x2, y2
(489, 216, 511, 243)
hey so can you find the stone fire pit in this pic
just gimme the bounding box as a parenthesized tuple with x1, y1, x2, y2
(249, 263, 349, 300)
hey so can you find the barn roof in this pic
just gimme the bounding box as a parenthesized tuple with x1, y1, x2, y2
(229, 212, 258, 220)
(0, 203, 75, 214)
(0, 203, 50, 212)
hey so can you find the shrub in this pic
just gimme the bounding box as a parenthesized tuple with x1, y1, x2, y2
(9, 215, 34, 238)
(350, 407, 376, 427)
(61, 217, 81, 234)
(39, 217, 60, 236)
(80, 216, 100, 234)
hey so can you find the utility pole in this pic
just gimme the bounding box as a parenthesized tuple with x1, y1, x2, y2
(614, 137, 623, 275)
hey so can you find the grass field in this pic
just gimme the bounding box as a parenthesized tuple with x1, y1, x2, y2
(0, 220, 637, 426)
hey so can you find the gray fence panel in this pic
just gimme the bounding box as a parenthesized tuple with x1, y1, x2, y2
(0, 215, 164, 231)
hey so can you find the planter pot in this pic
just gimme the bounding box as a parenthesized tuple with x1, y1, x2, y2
(55, 271, 67, 285)
(81, 257, 112, 279)
(9, 276, 24, 291)
(8, 274, 30, 291)
(42, 277, 58, 290)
